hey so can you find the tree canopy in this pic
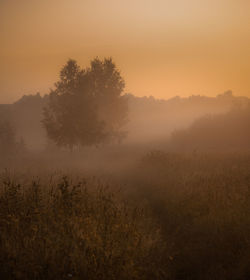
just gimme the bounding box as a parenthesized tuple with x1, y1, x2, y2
(43, 58, 128, 149)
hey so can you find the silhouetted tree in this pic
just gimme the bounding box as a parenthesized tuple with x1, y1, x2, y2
(43, 58, 128, 149)
(0, 121, 25, 156)
(0, 121, 16, 154)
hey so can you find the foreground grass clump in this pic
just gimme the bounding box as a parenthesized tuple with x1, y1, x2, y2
(0, 175, 165, 280)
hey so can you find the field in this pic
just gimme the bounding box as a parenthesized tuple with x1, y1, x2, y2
(2, 0, 250, 278)
(1, 152, 250, 279)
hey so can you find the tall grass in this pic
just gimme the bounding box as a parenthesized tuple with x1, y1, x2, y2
(0, 174, 166, 280)
(0, 153, 250, 279)
(131, 152, 250, 279)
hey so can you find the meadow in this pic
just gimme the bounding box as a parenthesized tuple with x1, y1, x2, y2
(1, 152, 250, 279)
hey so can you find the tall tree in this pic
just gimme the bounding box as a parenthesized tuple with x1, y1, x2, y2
(43, 58, 128, 149)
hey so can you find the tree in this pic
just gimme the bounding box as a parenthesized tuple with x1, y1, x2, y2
(43, 58, 128, 149)
(0, 120, 26, 156)
(0, 121, 16, 155)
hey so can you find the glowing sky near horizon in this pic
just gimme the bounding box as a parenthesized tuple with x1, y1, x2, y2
(1, 0, 250, 103)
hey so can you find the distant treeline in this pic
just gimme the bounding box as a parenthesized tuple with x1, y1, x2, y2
(0, 91, 249, 152)
(168, 104, 250, 153)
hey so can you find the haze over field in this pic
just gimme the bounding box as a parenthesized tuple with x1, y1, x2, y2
(1, 1, 250, 279)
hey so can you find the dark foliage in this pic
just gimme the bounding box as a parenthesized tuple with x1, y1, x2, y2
(169, 104, 250, 153)
(0, 121, 25, 157)
(43, 58, 128, 149)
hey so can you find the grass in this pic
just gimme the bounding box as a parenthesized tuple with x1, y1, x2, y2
(0, 173, 165, 280)
(0, 152, 250, 279)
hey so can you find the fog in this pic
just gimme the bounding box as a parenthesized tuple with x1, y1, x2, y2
(2, 0, 250, 277)
(1, 81, 250, 279)
(0, 88, 249, 175)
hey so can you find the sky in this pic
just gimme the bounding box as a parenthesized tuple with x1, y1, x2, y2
(1, 0, 250, 103)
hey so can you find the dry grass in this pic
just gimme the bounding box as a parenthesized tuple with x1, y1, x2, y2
(0, 153, 250, 279)
(0, 174, 165, 280)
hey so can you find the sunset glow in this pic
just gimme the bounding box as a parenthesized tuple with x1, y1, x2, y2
(1, 0, 250, 103)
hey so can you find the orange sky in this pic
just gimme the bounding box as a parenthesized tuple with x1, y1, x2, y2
(1, 0, 250, 103)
